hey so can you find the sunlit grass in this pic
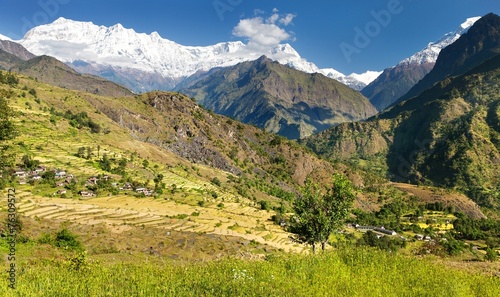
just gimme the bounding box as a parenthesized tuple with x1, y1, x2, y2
(1, 248, 499, 296)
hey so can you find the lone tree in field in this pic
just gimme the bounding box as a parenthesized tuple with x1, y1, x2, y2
(289, 173, 356, 253)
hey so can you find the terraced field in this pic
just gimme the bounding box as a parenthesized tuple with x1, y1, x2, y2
(9, 191, 303, 253)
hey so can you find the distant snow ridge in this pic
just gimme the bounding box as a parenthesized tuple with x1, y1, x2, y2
(18, 17, 376, 91)
(399, 17, 480, 66)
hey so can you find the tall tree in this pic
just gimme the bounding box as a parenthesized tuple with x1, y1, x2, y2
(289, 173, 356, 252)
(0, 97, 17, 179)
(0, 97, 17, 141)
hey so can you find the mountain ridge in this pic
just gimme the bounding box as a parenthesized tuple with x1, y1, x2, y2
(179, 55, 377, 139)
(393, 13, 500, 106)
(362, 16, 480, 111)
(17, 17, 372, 93)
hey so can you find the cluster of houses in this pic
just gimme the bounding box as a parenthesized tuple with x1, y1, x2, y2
(354, 224, 398, 236)
(13, 167, 74, 185)
(117, 182, 154, 196)
(353, 224, 436, 241)
(414, 234, 433, 241)
(83, 176, 155, 197)
(11, 167, 154, 198)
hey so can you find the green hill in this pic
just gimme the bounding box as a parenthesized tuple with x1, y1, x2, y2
(179, 56, 377, 139)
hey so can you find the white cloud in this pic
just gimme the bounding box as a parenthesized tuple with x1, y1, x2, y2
(254, 9, 265, 15)
(267, 13, 280, 24)
(232, 10, 296, 51)
(280, 14, 295, 26)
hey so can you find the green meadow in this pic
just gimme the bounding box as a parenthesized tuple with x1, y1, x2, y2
(1, 247, 499, 296)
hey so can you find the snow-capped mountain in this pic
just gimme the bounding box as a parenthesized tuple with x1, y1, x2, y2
(315, 68, 382, 91)
(399, 17, 481, 66)
(17, 17, 372, 92)
(362, 16, 480, 111)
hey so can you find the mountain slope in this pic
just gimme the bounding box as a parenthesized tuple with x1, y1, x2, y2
(0, 40, 36, 61)
(305, 53, 500, 208)
(303, 14, 500, 208)
(0, 48, 24, 70)
(17, 17, 369, 92)
(179, 56, 377, 139)
(0, 69, 362, 253)
(362, 17, 480, 111)
(394, 13, 500, 105)
(9, 55, 133, 97)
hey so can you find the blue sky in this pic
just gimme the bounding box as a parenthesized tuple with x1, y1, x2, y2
(0, 0, 499, 74)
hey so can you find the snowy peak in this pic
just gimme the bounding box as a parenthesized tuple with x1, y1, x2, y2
(460, 17, 482, 30)
(0, 33, 12, 41)
(16, 18, 369, 92)
(347, 71, 383, 86)
(399, 16, 480, 66)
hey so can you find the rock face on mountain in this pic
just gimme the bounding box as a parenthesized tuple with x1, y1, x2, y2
(180, 56, 377, 139)
(362, 17, 480, 111)
(303, 14, 500, 208)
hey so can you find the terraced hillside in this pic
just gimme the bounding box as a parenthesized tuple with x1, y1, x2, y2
(0, 71, 349, 256)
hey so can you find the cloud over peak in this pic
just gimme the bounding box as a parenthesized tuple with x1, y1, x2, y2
(232, 9, 295, 50)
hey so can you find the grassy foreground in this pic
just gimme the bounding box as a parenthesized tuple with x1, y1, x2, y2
(1, 248, 499, 296)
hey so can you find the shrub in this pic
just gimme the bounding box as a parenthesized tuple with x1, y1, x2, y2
(485, 247, 498, 262)
(211, 177, 221, 187)
(65, 251, 96, 272)
(38, 233, 53, 245)
(258, 200, 271, 211)
(54, 228, 83, 250)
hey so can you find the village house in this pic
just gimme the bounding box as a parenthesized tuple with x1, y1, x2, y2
(57, 189, 67, 195)
(373, 227, 397, 236)
(33, 166, 47, 174)
(31, 175, 42, 181)
(121, 182, 133, 191)
(354, 225, 375, 232)
(13, 169, 26, 178)
(79, 190, 95, 198)
(86, 176, 99, 185)
(55, 170, 67, 179)
(136, 187, 154, 196)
